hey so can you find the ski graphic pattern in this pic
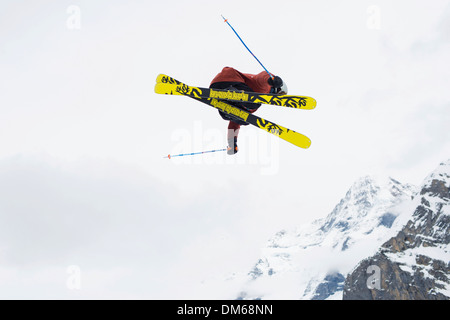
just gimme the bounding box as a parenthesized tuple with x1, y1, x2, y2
(195, 97, 311, 149)
(154, 74, 311, 149)
(155, 74, 316, 110)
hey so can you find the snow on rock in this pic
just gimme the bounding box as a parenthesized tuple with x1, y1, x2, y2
(344, 160, 450, 300)
(234, 175, 417, 300)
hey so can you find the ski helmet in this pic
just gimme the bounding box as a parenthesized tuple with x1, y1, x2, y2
(269, 76, 288, 94)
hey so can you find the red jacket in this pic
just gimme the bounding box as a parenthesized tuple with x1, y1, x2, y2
(210, 67, 272, 93)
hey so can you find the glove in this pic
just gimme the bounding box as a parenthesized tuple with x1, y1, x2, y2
(267, 76, 283, 89)
(227, 137, 238, 155)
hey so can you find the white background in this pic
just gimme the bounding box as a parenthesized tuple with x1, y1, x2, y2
(0, 0, 449, 298)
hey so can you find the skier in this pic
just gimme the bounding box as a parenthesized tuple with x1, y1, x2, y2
(209, 67, 288, 155)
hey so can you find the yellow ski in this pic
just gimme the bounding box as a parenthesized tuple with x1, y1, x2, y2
(155, 74, 316, 110)
(155, 74, 312, 149)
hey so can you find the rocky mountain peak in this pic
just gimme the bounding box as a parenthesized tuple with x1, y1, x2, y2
(343, 160, 450, 300)
(235, 174, 417, 300)
(230, 160, 449, 300)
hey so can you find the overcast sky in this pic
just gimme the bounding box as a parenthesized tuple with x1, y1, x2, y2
(0, 0, 449, 299)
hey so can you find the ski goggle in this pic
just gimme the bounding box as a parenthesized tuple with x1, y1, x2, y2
(270, 87, 281, 94)
(270, 82, 288, 95)
(270, 86, 287, 95)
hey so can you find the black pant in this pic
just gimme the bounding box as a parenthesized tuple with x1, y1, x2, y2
(209, 82, 261, 125)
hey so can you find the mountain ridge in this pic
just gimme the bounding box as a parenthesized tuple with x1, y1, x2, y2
(234, 174, 418, 300)
(343, 160, 450, 300)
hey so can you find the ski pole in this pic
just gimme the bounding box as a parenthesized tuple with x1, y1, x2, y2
(221, 15, 274, 79)
(163, 148, 227, 159)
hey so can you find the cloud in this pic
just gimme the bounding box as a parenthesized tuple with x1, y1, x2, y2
(0, 155, 254, 298)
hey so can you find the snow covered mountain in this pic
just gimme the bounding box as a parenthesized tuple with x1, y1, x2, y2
(235, 175, 417, 300)
(344, 160, 450, 299)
